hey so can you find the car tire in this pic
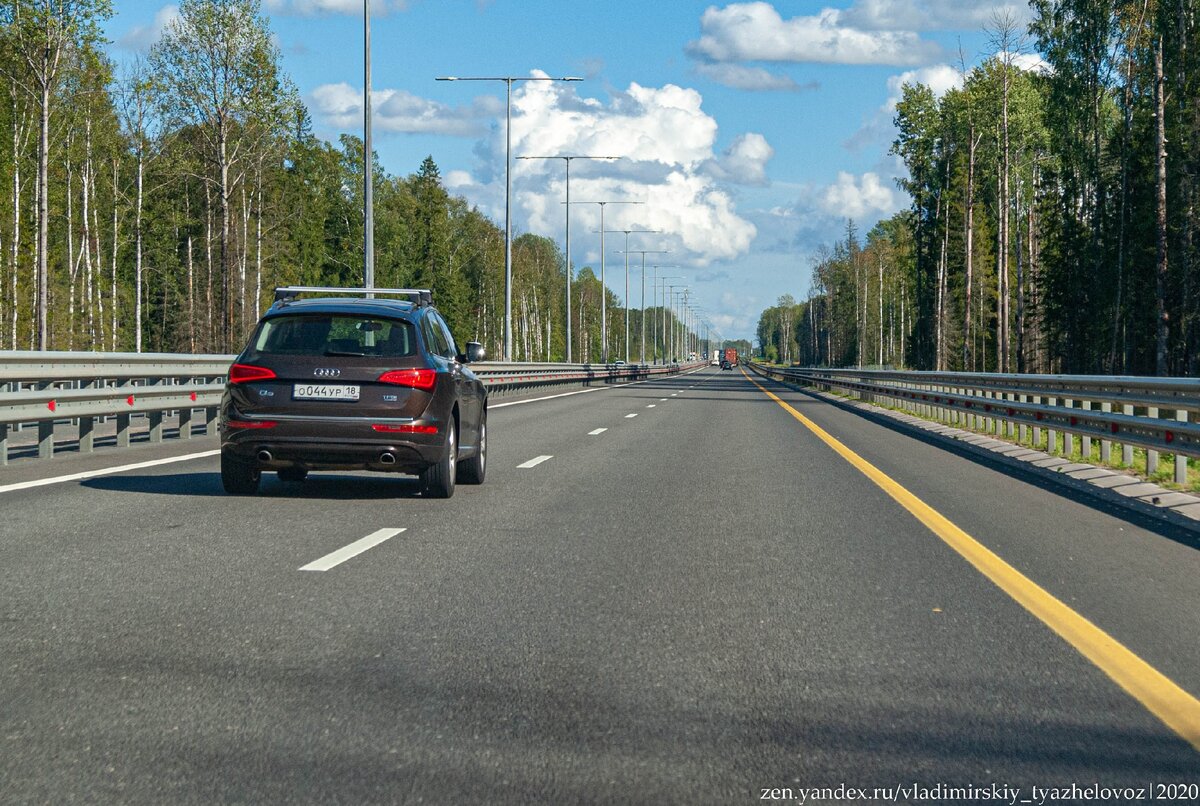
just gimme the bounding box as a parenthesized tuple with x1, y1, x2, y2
(459, 413, 486, 485)
(221, 448, 261, 495)
(421, 419, 457, 498)
(278, 467, 308, 483)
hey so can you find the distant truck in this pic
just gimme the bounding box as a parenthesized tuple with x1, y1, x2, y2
(721, 347, 738, 370)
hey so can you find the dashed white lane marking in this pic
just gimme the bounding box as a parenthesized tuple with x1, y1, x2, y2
(646, 404, 656, 408)
(659, 398, 667, 401)
(589, 428, 608, 435)
(0, 450, 221, 495)
(517, 455, 553, 468)
(625, 413, 639, 419)
(300, 528, 406, 572)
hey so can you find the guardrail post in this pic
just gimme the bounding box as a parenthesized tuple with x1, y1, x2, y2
(180, 405, 194, 439)
(1033, 395, 1042, 448)
(148, 378, 164, 444)
(1047, 397, 1058, 455)
(1122, 404, 1134, 466)
(1147, 407, 1159, 474)
(1080, 400, 1091, 460)
(1019, 395, 1028, 444)
(205, 405, 219, 437)
(1175, 409, 1188, 485)
(38, 420, 54, 459)
(0, 423, 7, 465)
(1100, 402, 1112, 462)
(1063, 398, 1075, 457)
(79, 416, 95, 454)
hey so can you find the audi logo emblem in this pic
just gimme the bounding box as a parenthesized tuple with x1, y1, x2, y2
(313, 368, 341, 377)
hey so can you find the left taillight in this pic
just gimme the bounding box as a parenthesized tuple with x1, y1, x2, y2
(229, 363, 277, 384)
(378, 368, 437, 391)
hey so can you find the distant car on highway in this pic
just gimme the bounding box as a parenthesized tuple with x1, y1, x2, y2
(218, 286, 487, 498)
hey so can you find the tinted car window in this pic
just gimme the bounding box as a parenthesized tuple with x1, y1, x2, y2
(422, 314, 454, 359)
(252, 315, 417, 357)
(434, 313, 458, 358)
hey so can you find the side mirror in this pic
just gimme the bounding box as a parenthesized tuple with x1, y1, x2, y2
(462, 342, 486, 363)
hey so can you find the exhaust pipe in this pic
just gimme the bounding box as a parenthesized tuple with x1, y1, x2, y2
(379, 452, 397, 465)
(257, 450, 273, 463)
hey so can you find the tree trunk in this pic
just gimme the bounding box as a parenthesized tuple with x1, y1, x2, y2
(136, 138, 145, 352)
(964, 129, 977, 371)
(1155, 38, 1170, 375)
(36, 69, 49, 349)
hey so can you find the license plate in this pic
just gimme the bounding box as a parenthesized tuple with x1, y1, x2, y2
(293, 383, 360, 401)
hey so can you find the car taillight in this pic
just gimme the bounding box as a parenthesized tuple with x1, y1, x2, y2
(226, 420, 278, 429)
(378, 368, 437, 391)
(230, 363, 277, 384)
(372, 423, 438, 434)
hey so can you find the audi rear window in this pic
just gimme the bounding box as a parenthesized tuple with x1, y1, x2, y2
(252, 315, 417, 357)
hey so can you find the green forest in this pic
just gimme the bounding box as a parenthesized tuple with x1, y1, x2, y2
(758, 1, 1200, 377)
(0, 0, 694, 361)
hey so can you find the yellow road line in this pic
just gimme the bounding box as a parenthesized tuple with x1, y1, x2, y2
(743, 368, 1200, 753)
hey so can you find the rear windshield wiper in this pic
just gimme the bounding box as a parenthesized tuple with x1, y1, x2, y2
(324, 349, 368, 356)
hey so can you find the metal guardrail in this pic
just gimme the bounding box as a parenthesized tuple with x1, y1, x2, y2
(749, 362, 1200, 484)
(0, 351, 699, 464)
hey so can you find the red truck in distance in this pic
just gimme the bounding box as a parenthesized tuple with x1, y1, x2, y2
(721, 348, 738, 370)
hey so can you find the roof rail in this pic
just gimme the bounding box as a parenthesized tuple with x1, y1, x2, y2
(272, 286, 433, 306)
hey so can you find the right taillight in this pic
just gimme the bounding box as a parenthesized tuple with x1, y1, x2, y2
(230, 363, 277, 384)
(378, 368, 437, 391)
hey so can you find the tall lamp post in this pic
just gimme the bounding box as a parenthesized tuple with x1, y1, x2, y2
(619, 249, 670, 363)
(364, 0, 374, 290)
(517, 155, 618, 362)
(436, 75, 582, 361)
(601, 229, 659, 362)
(568, 200, 642, 362)
(654, 274, 681, 363)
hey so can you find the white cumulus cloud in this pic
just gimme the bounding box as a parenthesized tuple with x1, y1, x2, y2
(686, 2, 941, 67)
(506, 76, 758, 265)
(819, 171, 899, 220)
(703, 133, 774, 186)
(844, 63, 961, 151)
(118, 5, 179, 52)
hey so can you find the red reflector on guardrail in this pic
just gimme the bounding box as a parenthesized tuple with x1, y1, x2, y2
(126, 395, 135, 406)
(1166, 431, 1175, 444)
(47, 400, 56, 412)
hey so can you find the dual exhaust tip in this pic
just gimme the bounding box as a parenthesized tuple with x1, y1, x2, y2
(256, 449, 396, 465)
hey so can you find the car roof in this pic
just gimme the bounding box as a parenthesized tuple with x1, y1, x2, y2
(264, 297, 423, 319)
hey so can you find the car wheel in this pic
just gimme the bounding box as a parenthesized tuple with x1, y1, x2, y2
(421, 418, 457, 498)
(221, 448, 261, 495)
(459, 413, 486, 485)
(278, 467, 308, 483)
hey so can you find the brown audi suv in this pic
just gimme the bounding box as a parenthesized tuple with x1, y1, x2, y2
(219, 287, 487, 497)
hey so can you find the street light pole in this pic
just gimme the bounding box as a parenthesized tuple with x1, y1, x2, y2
(436, 75, 583, 361)
(364, 0, 374, 290)
(619, 249, 669, 363)
(601, 230, 658, 363)
(517, 155, 617, 363)
(568, 200, 641, 362)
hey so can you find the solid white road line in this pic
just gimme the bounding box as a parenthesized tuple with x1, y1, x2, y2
(646, 404, 656, 408)
(517, 455, 553, 468)
(625, 413, 639, 419)
(299, 528, 406, 572)
(0, 450, 221, 496)
(588, 428, 608, 435)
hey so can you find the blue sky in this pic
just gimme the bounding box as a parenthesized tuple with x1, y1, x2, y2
(106, 1, 1035, 342)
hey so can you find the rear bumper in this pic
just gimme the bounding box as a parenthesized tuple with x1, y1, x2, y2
(220, 412, 448, 473)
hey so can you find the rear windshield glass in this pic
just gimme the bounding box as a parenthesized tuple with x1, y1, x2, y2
(252, 315, 417, 358)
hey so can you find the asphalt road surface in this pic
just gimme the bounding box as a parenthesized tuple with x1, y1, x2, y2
(2, 367, 1198, 804)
